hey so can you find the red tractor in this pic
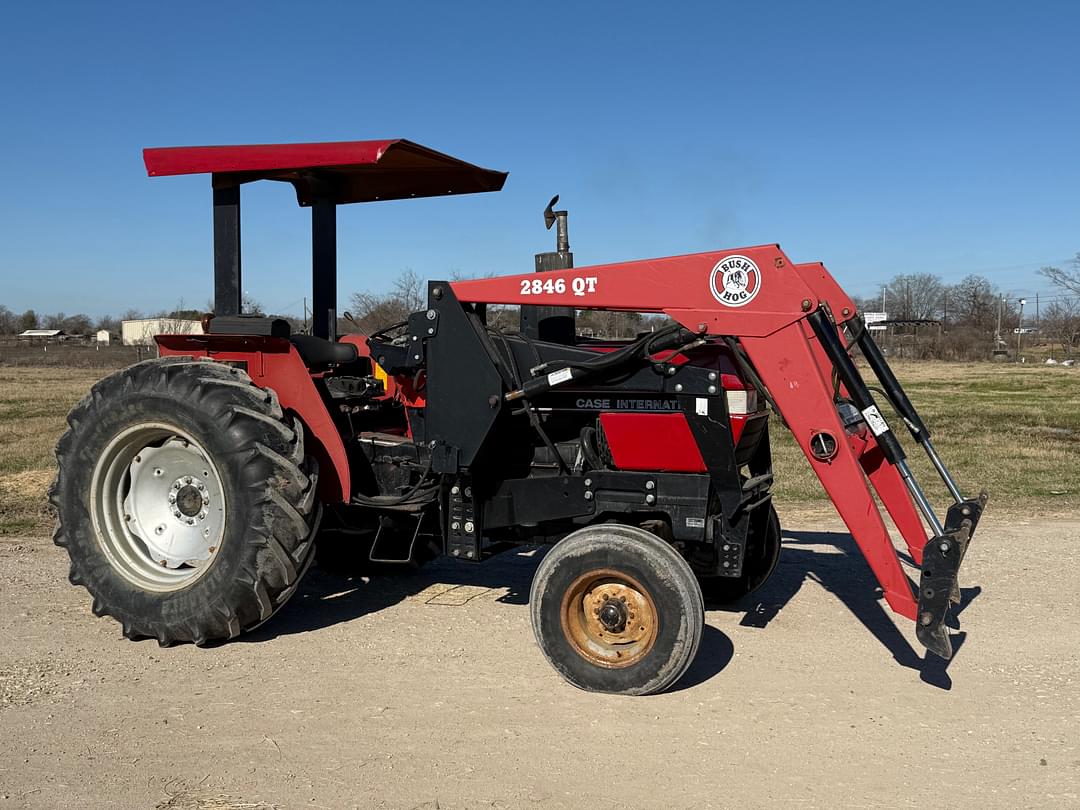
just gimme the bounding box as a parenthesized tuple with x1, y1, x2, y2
(52, 140, 985, 695)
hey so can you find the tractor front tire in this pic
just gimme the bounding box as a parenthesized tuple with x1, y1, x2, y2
(51, 357, 320, 646)
(530, 524, 704, 696)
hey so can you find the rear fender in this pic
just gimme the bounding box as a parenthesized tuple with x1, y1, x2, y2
(155, 333, 351, 503)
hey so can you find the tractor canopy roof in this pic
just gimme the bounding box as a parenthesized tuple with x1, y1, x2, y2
(142, 139, 507, 206)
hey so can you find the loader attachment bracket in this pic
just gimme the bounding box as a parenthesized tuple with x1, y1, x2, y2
(916, 491, 988, 659)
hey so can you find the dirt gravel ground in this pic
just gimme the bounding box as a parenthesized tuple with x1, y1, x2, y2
(0, 512, 1077, 810)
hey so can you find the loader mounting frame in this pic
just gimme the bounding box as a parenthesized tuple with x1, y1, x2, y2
(447, 245, 986, 659)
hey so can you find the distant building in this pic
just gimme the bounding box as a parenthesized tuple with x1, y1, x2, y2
(96, 329, 115, 345)
(17, 329, 65, 342)
(121, 318, 204, 346)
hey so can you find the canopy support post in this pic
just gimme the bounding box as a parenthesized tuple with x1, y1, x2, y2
(213, 183, 242, 316)
(312, 199, 337, 341)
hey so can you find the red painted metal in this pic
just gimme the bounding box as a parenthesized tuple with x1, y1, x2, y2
(787, 298, 931, 565)
(143, 140, 507, 206)
(154, 334, 352, 504)
(741, 322, 918, 620)
(786, 270, 930, 564)
(452, 247, 927, 621)
(147, 238, 928, 623)
(600, 413, 707, 473)
(451, 245, 817, 338)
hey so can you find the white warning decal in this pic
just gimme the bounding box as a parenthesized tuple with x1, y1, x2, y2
(695, 397, 709, 416)
(547, 367, 574, 386)
(709, 255, 762, 308)
(861, 405, 890, 436)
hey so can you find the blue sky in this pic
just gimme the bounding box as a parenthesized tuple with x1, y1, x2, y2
(1, 1, 1077, 319)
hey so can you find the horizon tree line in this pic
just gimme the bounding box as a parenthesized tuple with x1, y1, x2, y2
(3, 254, 1078, 357)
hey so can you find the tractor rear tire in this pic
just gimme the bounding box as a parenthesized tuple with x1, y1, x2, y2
(699, 504, 782, 605)
(530, 524, 704, 696)
(51, 357, 320, 646)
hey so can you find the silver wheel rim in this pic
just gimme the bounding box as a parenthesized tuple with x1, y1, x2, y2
(89, 422, 227, 592)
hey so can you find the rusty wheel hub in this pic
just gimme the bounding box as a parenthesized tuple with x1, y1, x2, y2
(561, 570, 657, 668)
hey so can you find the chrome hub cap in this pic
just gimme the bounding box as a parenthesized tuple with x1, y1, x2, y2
(91, 424, 227, 591)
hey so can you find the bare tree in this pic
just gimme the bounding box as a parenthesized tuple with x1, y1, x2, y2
(1042, 298, 1080, 355)
(349, 269, 427, 334)
(62, 314, 93, 335)
(885, 273, 944, 321)
(1039, 253, 1080, 296)
(17, 309, 39, 332)
(947, 274, 999, 331)
(95, 315, 120, 334)
(0, 305, 14, 334)
(242, 293, 265, 316)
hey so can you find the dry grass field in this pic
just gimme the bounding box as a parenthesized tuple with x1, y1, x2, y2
(0, 367, 104, 534)
(2, 360, 1076, 535)
(770, 360, 1080, 513)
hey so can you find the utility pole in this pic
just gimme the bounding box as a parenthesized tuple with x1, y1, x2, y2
(882, 285, 887, 352)
(995, 295, 1004, 346)
(1016, 297, 1026, 359)
(1036, 293, 1040, 331)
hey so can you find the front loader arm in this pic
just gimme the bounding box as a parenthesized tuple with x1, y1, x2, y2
(450, 244, 985, 658)
(740, 321, 918, 620)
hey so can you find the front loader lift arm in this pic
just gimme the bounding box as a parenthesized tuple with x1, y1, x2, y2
(451, 244, 986, 659)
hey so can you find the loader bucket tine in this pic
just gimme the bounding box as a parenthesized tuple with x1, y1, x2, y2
(742, 323, 918, 621)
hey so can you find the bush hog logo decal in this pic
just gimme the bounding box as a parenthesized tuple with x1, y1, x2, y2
(710, 255, 762, 307)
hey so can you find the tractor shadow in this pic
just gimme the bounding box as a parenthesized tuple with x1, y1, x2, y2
(245, 531, 976, 692)
(245, 545, 739, 688)
(718, 529, 980, 691)
(244, 545, 545, 642)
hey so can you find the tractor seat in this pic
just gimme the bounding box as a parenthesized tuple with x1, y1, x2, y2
(289, 334, 359, 367)
(205, 315, 357, 368)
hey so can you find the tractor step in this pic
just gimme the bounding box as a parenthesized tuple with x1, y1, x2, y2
(446, 476, 482, 562)
(915, 492, 988, 659)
